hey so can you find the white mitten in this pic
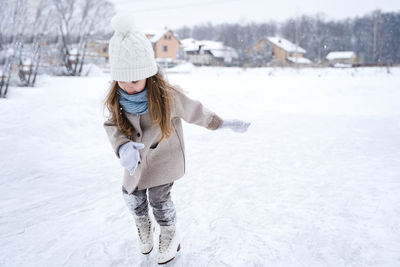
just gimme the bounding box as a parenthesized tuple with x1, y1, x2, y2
(219, 119, 251, 133)
(118, 141, 145, 175)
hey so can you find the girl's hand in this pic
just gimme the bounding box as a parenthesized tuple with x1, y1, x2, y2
(219, 119, 251, 133)
(118, 141, 145, 175)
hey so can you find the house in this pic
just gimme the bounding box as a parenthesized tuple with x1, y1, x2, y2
(286, 57, 312, 65)
(0, 70, 6, 84)
(38, 44, 64, 71)
(68, 48, 80, 65)
(181, 38, 238, 66)
(326, 51, 357, 66)
(86, 40, 109, 61)
(145, 28, 181, 62)
(249, 36, 311, 66)
(85, 29, 180, 67)
(22, 58, 33, 75)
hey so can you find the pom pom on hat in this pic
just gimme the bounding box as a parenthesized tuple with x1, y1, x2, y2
(110, 13, 138, 35)
(108, 13, 158, 81)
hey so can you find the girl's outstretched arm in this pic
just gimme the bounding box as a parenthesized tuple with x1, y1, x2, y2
(172, 86, 250, 133)
(172, 87, 223, 130)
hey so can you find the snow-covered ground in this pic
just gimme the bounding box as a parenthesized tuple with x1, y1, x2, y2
(1, 66, 400, 267)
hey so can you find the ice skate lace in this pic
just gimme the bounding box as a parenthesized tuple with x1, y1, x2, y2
(136, 216, 151, 242)
(159, 228, 174, 253)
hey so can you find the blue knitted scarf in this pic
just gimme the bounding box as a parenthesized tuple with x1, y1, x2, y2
(118, 88, 149, 115)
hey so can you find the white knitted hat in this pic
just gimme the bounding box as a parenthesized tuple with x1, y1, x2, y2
(109, 14, 157, 81)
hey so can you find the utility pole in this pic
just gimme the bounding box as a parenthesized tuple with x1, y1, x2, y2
(372, 11, 380, 64)
(295, 8, 300, 69)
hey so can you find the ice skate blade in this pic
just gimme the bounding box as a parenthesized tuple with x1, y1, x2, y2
(142, 246, 153, 255)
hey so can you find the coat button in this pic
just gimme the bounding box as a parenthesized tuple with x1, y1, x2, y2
(137, 133, 141, 137)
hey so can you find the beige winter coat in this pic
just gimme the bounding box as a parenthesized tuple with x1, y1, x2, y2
(104, 86, 223, 194)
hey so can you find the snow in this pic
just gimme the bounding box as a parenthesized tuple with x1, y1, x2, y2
(326, 51, 356, 60)
(287, 56, 312, 64)
(267, 37, 306, 53)
(81, 63, 107, 77)
(1, 66, 400, 266)
(0, 47, 14, 60)
(210, 47, 239, 60)
(197, 40, 225, 50)
(333, 63, 353, 68)
(23, 58, 32, 66)
(166, 62, 196, 73)
(180, 38, 199, 51)
(69, 48, 79, 55)
(181, 39, 224, 52)
(92, 40, 109, 44)
(149, 31, 167, 43)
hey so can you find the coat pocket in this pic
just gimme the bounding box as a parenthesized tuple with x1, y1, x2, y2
(146, 139, 171, 165)
(150, 141, 159, 149)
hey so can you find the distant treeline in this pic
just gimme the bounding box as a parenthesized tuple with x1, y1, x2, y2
(175, 10, 400, 65)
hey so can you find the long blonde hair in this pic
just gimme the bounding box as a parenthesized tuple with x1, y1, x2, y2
(104, 72, 173, 142)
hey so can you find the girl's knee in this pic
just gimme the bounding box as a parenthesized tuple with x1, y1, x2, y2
(148, 182, 174, 203)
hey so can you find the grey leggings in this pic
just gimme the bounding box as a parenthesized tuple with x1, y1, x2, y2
(122, 182, 176, 226)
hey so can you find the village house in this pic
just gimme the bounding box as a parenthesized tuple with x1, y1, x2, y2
(326, 51, 358, 66)
(39, 44, 64, 71)
(85, 28, 181, 67)
(86, 40, 109, 63)
(0, 70, 6, 84)
(145, 28, 181, 67)
(181, 38, 239, 66)
(249, 36, 312, 66)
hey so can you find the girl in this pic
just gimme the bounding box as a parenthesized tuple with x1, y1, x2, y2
(103, 15, 250, 265)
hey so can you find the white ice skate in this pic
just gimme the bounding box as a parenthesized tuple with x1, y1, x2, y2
(134, 214, 154, 254)
(157, 225, 181, 265)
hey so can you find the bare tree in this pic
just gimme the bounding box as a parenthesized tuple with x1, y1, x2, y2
(52, 0, 115, 76)
(0, 0, 26, 98)
(17, 0, 56, 87)
(244, 40, 273, 67)
(372, 10, 385, 63)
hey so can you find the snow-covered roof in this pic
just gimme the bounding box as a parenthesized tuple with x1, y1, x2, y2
(145, 29, 177, 43)
(198, 40, 225, 50)
(0, 47, 14, 57)
(211, 46, 238, 59)
(287, 57, 312, 64)
(181, 39, 224, 51)
(333, 63, 352, 68)
(181, 39, 238, 59)
(23, 58, 32, 65)
(181, 38, 199, 52)
(148, 30, 165, 43)
(326, 51, 356, 60)
(267, 37, 306, 54)
(70, 48, 79, 55)
(92, 40, 109, 44)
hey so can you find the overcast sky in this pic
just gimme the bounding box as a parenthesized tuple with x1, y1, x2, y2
(111, 0, 400, 30)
